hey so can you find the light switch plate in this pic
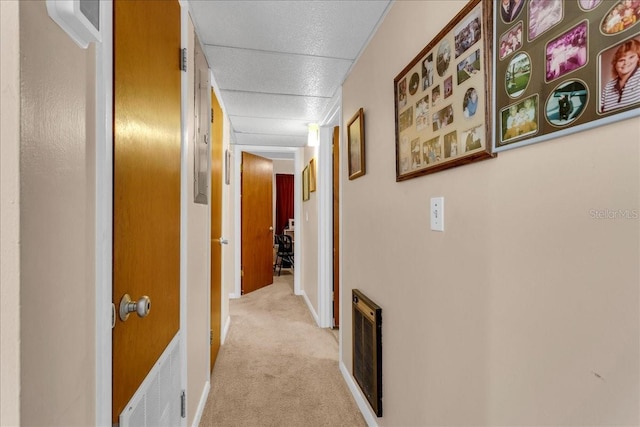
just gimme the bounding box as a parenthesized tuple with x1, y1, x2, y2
(430, 197, 444, 231)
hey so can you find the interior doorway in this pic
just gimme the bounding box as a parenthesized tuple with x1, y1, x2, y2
(232, 146, 301, 298)
(241, 152, 274, 295)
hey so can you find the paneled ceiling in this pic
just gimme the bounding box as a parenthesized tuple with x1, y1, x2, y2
(189, 0, 391, 148)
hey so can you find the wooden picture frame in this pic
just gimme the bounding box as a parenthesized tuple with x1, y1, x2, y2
(302, 165, 310, 201)
(347, 108, 366, 180)
(309, 157, 317, 192)
(394, 0, 495, 182)
(493, 0, 640, 152)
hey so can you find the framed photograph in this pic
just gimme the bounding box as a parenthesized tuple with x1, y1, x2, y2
(394, 0, 495, 182)
(309, 157, 317, 192)
(494, 0, 640, 152)
(347, 108, 366, 180)
(302, 165, 310, 201)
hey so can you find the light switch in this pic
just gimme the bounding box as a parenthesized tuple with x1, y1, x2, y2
(430, 197, 444, 232)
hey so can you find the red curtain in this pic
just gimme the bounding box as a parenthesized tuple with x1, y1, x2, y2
(275, 174, 294, 234)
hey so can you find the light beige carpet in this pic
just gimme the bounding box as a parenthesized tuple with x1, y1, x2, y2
(199, 272, 366, 427)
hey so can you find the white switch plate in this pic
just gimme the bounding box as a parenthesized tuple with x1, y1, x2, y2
(430, 197, 444, 231)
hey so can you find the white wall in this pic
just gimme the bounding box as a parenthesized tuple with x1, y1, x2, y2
(0, 1, 21, 425)
(301, 147, 319, 316)
(18, 1, 97, 424)
(185, 17, 211, 426)
(341, 2, 639, 425)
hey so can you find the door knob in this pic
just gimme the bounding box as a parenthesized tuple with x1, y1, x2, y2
(218, 237, 228, 245)
(119, 294, 151, 321)
(269, 226, 273, 231)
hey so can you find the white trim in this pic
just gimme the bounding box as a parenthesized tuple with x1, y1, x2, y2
(95, 0, 113, 425)
(179, 3, 189, 426)
(221, 315, 231, 345)
(191, 380, 210, 427)
(316, 126, 334, 328)
(337, 99, 345, 382)
(293, 147, 303, 296)
(301, 290, 320, 326)
(316, 88, 341, 329)
(232, 145, 302, 298)
(232, 144, 242, 299)
(339, 361, 378, 427)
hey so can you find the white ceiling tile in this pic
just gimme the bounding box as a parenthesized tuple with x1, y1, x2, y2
(222, 91, 331, 122)
(234, 133, 307, 147)
(189, 0, 391, 148)
(231, 116, 309, 136)
(205, 46, 351, 97)
(191, 1, 391, 59)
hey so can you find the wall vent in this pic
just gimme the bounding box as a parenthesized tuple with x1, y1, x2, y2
(352, 289, 382, 417)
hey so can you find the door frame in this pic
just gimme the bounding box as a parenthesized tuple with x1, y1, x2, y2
(95, 2, 192, 425)
(95, 0, 113, 424)
(317, 91, 341, 330)
(232, 145, 302, 298)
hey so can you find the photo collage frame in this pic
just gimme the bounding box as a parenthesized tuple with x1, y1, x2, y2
(494, 0, 640, 152)
(394, 0, 495, 182)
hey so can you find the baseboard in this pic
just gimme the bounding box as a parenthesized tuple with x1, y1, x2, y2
(339, 361, 378, 427)
(301, 290, 320, 326)
(228, 293, 241, 299)
(191, 380, 210, 427)
(221, 315, 231, 345)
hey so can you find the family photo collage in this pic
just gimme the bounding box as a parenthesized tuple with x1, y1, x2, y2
(394, 0, 640, 181)
(395, 0, 491, 180)
(496, 0, 640, 150)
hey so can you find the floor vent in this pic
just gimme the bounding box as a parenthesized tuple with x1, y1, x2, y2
(352, 289, 382, 417)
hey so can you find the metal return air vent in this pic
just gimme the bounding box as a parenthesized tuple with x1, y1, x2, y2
(352, 289, 382, 417)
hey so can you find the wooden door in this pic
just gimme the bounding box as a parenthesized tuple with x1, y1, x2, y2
(332, 126, 341, 328)
(210, 87, 223, 370)
(241, 152, 273, 294)
(112, 0, 181, 422)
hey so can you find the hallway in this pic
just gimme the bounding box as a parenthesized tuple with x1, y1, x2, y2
(199, 272, 364, 427)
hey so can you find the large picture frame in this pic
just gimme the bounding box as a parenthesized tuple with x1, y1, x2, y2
(347, 108, 366, 180)
(394, 0, 495, 182)
(493, 0, 640, 152)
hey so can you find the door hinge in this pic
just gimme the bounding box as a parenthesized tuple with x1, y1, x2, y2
(180, 48, 187, 72)
(210, 329, 213, 346)
(180, 390, 186, 418)
(240, 269, 244, 277)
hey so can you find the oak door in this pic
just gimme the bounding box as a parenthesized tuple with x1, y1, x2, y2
(112, 0, 181, 421)
(210, 87, 223, 370)
(241, 152, 274, 294)
(333, 126, 341, 328)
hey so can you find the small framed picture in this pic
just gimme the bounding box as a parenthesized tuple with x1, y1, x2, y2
(309, 158, 317, 192)
(302, 165, 310, 201)
(347, 108, 366, 180)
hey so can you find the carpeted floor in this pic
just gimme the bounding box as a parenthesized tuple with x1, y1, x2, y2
(199, 272, 366, 427)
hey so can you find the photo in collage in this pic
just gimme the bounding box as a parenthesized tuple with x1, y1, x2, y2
(495, 0, 640, 152)
(394, 0, 493, 181)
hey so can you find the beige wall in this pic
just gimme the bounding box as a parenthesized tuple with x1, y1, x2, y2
(341, 1, 639, 425)
(0, 1, 21, 425)
(186, 18, 211, 425)
(18, 1, 96, 424)
(302, 147, 319, 314)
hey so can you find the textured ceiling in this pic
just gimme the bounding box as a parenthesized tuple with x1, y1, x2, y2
(189, 0, 391, 147)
